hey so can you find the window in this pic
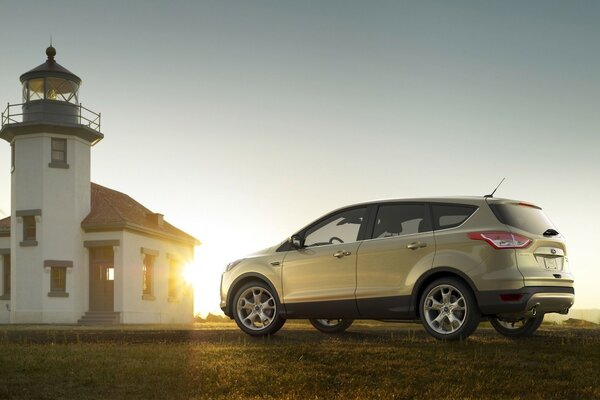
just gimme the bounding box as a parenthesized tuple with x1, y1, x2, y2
(488, 203, 556, 235)
(51, 138, 67, 164)
(22, 82, 27, 103)
(50, 266, 66, 293)
(44, 260, 72, 297)
(432, 204, 478, 230)
(2, 255, 10, 299)
(27, 78, 44, 101)
(304, 207, 366, 247)
(23, 216, 36, 242)
(143, 255, 154, 297)
(24, 78, 78, 103)
(168, 260, 180, 299)
(18, 210, 41, 246)
(106, 267, 115, 281)
(45, 77, 78, 103)
(372, 204, 431, 239)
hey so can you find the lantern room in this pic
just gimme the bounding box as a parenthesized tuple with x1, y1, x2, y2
(18, 46, 82, 124)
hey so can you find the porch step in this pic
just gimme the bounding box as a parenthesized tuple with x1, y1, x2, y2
(78, 311, 120, 325)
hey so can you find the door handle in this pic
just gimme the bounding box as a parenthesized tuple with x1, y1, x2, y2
(333, 250, 351, 258)
(407, 242, 427, 250)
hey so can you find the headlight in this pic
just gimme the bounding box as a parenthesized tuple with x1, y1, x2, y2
(225, 259, 244, 272)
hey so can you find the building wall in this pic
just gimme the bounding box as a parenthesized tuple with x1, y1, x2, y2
(11, 133, 91, 323)
(0, 237, 10, 324)
(120, 231, 194, 324)
(5, 133, 195, 325)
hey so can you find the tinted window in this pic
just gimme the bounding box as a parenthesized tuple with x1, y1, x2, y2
(432, 204, 477, 230)
(372, 204, 431, 239)
(304, 207, 366, 247)
(488, 203, 556, 235)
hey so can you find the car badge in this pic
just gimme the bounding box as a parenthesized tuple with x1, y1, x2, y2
(550, 249, 557, 255)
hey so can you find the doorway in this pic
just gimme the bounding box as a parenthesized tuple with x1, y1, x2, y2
(89, 246, 114, 312)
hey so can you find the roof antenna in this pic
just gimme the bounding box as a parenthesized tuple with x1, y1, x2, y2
(485, 177, 505, 198)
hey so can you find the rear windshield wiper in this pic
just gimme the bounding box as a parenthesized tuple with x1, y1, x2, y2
(543, 229, 559, 237)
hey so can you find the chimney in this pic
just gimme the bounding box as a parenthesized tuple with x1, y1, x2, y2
(147, 213, 164, 227)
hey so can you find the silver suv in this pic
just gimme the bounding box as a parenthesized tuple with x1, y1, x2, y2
(220, 197, 574, 340)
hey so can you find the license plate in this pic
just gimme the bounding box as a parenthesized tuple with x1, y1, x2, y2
(544, 257, 558, 270)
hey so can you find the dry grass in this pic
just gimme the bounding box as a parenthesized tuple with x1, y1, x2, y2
(0, 320, 598, 400)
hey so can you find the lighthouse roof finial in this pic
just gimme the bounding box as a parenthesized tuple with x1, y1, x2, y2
(46, 43, 56, 61)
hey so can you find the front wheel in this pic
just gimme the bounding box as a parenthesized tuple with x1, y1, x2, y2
(232, 281, 286, 336)
(490, 314, 544, 338)
(419, 278, 480, 341)
(309, 318, 354, 333)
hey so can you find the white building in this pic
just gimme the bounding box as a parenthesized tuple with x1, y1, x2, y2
(0, 47, 198, 324)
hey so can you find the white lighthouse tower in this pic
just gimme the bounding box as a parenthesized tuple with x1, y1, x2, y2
(0, 46, 103, 323)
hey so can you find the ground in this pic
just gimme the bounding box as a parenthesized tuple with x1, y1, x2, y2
(0, 320, 598, 400)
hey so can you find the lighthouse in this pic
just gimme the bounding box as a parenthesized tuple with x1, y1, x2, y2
(0, 46, 103, 322)
(0, 47, 197, 325)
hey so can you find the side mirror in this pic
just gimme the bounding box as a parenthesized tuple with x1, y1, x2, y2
(289, 234, 304, 249)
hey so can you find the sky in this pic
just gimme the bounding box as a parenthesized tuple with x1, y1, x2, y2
(0, 1, 598, 315)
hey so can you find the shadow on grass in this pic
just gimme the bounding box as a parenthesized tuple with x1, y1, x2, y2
(1, 321, 598, 346)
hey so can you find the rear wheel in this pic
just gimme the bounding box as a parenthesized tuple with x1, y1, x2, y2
(419, 278, 480, 341)
(490, 314, 544, 338)
(309, 318, 353, 333)
(233, 281, 285, 336)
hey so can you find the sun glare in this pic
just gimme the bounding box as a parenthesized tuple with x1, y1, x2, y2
(182, 262, 196, 286)
(184, 256, 226, 319)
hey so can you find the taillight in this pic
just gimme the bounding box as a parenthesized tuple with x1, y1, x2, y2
(467, 231, 531, 249)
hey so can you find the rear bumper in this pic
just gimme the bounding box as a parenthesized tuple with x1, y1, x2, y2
(477, 286, 574, 317)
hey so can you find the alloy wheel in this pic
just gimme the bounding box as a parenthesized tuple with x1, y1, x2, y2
(236, 286, 277, 331)
(314, 319, 344, 327)
(423, 284, 468, 335)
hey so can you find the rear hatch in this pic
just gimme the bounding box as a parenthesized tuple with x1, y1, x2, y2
(487, 200, 574, 287)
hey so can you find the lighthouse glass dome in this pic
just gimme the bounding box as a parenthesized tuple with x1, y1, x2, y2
(19, 46, 81, 106)
(22, 76, 79, 103)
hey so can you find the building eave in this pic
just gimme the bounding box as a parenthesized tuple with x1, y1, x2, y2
(82, 221, 200, 247)
(0, 122, 103, 145)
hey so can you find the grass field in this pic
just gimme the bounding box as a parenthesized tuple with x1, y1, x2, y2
(0, 320, 599, 400)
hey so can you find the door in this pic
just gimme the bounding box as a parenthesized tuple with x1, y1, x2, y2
(356, 203, 435, 318)
(282, 206, 367, 318)
(89, 247, 114, 312)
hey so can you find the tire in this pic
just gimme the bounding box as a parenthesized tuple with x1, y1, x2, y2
(419, 277, 480, 341)
(490, 314, 544, 338)
(309, 318, 354, 333)
(232, 281, 286, 336)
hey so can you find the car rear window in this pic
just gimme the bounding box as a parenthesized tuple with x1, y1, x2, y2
(488, 203, 556, 235)
(432, 204, 478, 230)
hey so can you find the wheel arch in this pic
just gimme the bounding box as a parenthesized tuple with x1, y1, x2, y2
(226, 272, 283, 318)
(411, 267, 480, 317)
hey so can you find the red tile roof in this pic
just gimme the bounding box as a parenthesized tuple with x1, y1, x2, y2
(0, 184, 199, 245)
(81, 183, 199, 245)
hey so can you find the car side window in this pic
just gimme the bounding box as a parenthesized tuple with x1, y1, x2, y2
(432, 204, 477, 230)
(304, 207, 366, 247)
(372, 204, 431, 239)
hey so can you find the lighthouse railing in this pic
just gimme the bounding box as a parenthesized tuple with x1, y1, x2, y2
(1, 102, 101, 133)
